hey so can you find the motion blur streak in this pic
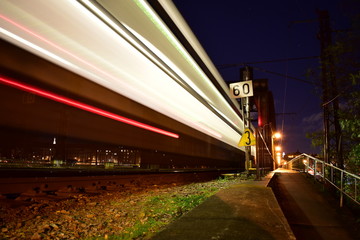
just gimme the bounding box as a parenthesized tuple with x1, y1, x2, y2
(0, 0, 246, 149)
(0, 13, 116, 84)
(0, 27, 73, 67)
(0, 76, 180, 139)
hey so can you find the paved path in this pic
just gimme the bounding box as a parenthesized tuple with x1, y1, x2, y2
(152, 172, 295, 240)
(271, 170, 357, 240)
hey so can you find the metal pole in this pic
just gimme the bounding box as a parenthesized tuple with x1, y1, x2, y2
(314, 159, 317, 181)
(355, 178, 357, 205)
(240, 66, 252, 173)
(245, 73, 251, 173)
(245, 97, 251, 172)
(255, 128, 260, 180)
(304, 157, 308, 173)
(340, 171, 344, 207)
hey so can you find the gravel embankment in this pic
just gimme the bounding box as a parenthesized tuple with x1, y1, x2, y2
(0, 177, 242, 240)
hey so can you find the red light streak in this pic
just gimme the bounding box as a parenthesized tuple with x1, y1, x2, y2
(0, 77, 179, 139)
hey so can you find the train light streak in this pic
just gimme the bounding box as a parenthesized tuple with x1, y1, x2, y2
(0, 77, 179, 139)
(76, 0, 226, 140)
(134, 0, 239, 117)
(193, 122, 222, 139)
(134, 0, 210, 86)
(0, 27, 73, 68)
(0, 0, 244, 148)
(0, 10, 219, 142)
(0, 13, 113, 84)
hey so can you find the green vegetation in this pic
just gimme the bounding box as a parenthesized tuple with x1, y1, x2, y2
(84, 176, 240, 240)
(107, 187, 214, 239)
(331, 14, 360, 173)
(306, 11, 360, 173)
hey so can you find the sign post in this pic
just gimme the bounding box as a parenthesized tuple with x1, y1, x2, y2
(229, 67, 254, 173)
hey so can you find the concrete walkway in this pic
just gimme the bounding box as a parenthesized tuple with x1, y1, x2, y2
(271, 169, 357, 240)
(151, 172, 295, 240)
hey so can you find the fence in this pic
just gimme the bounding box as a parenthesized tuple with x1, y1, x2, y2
(287, 153, 359, 207)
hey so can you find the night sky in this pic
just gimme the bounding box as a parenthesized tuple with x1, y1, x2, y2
(172, 0, 353, 155)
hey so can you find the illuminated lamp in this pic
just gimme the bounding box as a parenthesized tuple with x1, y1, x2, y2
(273, 132, 282, 139)
(0, 76, 179, 138)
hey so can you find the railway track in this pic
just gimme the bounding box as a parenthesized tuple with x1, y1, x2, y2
(0, 169, 237, 200)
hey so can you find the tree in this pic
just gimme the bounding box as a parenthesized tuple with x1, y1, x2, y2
(327, 13, 360, 173)
(307, 12, 360, 173)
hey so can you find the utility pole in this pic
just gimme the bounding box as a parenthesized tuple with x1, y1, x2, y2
(317, 10, 343, 168)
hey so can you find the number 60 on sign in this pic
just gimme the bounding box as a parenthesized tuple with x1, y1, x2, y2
(229, 81, 253, 98)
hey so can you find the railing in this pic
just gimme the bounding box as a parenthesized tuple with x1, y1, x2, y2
(288, 153, 359, 207)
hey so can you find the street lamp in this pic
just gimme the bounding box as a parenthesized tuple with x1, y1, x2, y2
(272, 132, 282, 169)
(273, 132, 282, 139)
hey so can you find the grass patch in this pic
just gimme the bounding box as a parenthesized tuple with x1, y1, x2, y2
(84, 177, 240, 240)
(110, 181, 232, 239)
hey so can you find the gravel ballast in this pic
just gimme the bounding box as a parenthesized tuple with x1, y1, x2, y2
(0, 177, 242, 240)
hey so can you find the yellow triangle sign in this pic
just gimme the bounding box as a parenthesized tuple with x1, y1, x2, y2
(238, 128, 256, 146)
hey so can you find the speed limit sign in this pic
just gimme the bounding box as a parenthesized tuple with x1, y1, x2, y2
(229, 80, 253, 98)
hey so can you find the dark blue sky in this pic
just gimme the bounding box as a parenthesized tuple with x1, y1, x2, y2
(172, 0, 353, 154)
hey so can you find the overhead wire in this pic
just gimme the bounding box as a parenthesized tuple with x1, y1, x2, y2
(251, 66, 318, 85)
(217, 55, 319, 69)
(218, 56, 320, 86)
(278, 28, 290, 148)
